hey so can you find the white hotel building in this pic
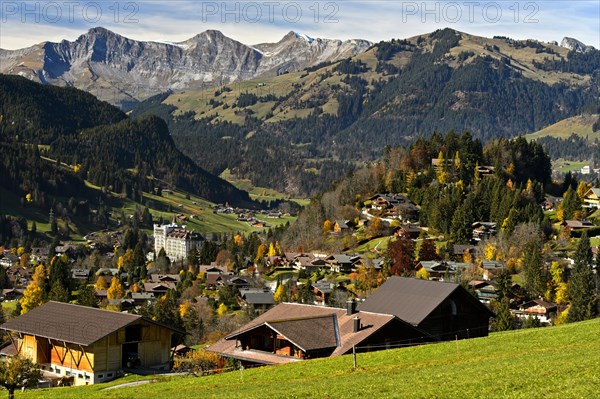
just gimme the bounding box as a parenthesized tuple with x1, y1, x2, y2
(153, 223, 202, 261)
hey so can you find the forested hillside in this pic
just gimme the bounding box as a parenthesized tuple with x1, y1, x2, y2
(285, 131, 552, 250)
(133, 29, 599, 197)
(0, 75, 254, 245)
(0, 75, 126, 142)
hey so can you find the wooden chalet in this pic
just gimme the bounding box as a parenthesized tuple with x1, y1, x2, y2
(359, 277, 494, 341)
(415, 260, 473, 280)
(366, 194, 419, 222)
(0, 301, 183, 385)
(514, 299, 557, 324)
(143, 282, 176, 296)
(333, 220, 352, 234)
(583, 188, 600, 208)
(561, 220, 594, 230)
(208, 301, 425, 365)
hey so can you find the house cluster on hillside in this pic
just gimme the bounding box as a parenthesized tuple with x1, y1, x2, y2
(212, 204, 289, 228)
(362, 193, 420, 223)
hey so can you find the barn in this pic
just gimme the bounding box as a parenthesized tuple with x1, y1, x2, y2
(0, 301, 183, 385)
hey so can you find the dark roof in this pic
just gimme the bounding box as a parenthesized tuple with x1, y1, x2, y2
(0, 301, 141, 346)
(268, 314, 339, 351)
(209, 303, 397, 363)
(359, 277, 490, 326)
(242, 292, 275, 305)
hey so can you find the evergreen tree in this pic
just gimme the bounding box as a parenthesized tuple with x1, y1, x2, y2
(523, 243, 546, 298)
(77, 282, 99, 308)
(418, 239, 438, 261)
(48, 280, 69, 303)
(567, 232, 598, 322)
(562, 186, 582, 220)
(48, 255, 72, 294)
(493, 297, 514, 331)
(154, 290, 182, 328)
(131, 241, 145, 277)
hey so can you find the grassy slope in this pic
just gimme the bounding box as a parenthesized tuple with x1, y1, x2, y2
(1, 179, 294, 240)
(525, 114, 599, 141)
(23, 319, 600, 399)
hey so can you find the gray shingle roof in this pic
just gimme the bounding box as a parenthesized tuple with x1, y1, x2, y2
(243, 292, 275, 305)
(0, 301, 141, 346)
(268, 314, 339, 351)
(358, 277, 462, 326)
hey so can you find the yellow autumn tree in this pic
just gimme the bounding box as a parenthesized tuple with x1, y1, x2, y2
(555, 283, 569, 305)
(436, 151, 449, 184)
(131, 283, 141, 293)
(233, 234, 244, 246)
(274, 284, 286, 303)
(179, 300, 192, 318)
(268, 242, 277, 257)
(556, 204, 565, 223)
(463, 249, 473, 264)
(416, 267, 430, 280)
(107, 277, 125, 299)
(20, 265, 46, 314)
(217, 303, 228, 317)
(506, 179, 514, 190)
(576, 181, 590, 201)
(16, 247, 25, 256)
(323, 219, 334, 234)
(484, 243, 496, 260)
(25, 193, 32, 203)
(19, 253, 30, 268)
(95, 275, 108, 290)
(255, 243, 267, 263)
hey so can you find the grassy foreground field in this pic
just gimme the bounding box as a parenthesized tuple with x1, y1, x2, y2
(22, 319, 600, 399)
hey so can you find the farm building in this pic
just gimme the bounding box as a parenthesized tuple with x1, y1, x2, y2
(0, 301, 183, 385)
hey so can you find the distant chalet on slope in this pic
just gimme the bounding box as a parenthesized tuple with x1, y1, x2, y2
(0, 302, 183, 385)
(208, 277, 493, 365)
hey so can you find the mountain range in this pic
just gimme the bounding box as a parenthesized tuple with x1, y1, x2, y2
(0, 27, 371, 109)
(129, 29, 599, 196)
(2, 27, 598, 198)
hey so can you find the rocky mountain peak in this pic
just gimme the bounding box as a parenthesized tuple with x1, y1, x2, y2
(0, 28, 371, 109)
(560, 37, 595, 53)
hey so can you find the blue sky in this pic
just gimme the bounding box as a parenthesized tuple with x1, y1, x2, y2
(0, 1, 598, 49)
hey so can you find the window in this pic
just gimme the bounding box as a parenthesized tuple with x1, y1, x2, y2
(125, 325, 142, 342)
(98, 374, 104, 379)
(107, 373, 113, 378)
(66, 371, 71, 376)
(85, 375, 90, 380)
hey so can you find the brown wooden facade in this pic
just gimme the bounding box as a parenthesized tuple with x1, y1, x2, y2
(11, 319, 175, 385)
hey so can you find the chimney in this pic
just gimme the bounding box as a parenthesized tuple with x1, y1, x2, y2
(353, 316, 361, 333)
(346, 299, 356, 315)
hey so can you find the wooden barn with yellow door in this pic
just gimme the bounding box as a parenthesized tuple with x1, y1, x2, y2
(0, 301, 183, 385)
